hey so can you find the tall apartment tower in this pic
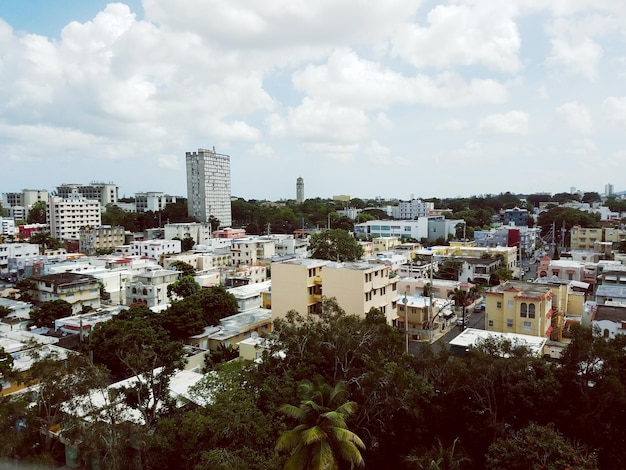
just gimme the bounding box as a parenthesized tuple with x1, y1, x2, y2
(296, 176, 304, 204)
(605, 183, 614, 197)
(186, 148, 232, 228)
(48, 190, 102, 240)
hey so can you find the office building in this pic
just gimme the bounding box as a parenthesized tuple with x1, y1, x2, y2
(186, 148, 232, 227)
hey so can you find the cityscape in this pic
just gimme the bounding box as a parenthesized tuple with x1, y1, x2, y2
(0, 152, 625, 468)
(1, 1, 626, 469)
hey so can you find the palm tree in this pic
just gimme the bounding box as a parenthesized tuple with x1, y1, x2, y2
(448, 288, 471, 330)
(275, 377, 365, 470)
(405, 437, 471, 470)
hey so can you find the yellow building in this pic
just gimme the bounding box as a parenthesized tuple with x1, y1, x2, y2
(373, 237, 402, 252)
(270, 259, 398, 323)
(570, 226, 603, 251)
(485, 281, 586, 341)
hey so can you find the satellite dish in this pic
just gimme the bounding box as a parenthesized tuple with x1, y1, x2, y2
(251, 331, 259, 340)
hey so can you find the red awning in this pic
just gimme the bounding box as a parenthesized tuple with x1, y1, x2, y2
(545, 325, 553, 337)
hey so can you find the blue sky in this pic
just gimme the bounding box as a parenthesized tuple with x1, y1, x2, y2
(0, 1, 624, 201)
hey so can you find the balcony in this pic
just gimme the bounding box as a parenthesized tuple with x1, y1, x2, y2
(312, 276, 322, 285)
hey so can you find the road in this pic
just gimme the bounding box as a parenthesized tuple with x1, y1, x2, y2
(409, 309, 486, 356)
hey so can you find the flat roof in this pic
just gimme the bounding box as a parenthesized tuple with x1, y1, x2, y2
(449, 328, 547, 356)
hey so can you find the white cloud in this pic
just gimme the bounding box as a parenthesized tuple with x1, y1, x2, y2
(391, 1, 522, 72)
(249, 143, 280, 160)
(438, 119, 468, 131)
(603, 97, 626, 124)
(478, 111, 528, 135)
(267, 98, 369, 143)
(365, 141, 411, 166)
(554, 102, 594, 135)
(157, 154, 181, 170)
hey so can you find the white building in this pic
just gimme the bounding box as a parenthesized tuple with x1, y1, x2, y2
(164, 222, 213, 246)
(0, 243, 40, 278)
(0, 217, 16, 237)
(354, 219, 430, 241)
(393, 199, 435, 220)
(135, 192, 177, 213)
(231, 237, 276, 266)
(48, 191, 101, 240)
(593, 304, 626, 339)
(116, 239, 182, 259)
(186, 148, 232, 227)
(57, 182, 117, 207)
(126, 267, 179, 308)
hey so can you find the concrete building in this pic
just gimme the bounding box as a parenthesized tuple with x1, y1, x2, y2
(271, 258, 398, 323)
(0, 217, 16, 237)
(135, 192, 177, 213)
(48, 191, 101, 241)
(231, 237, 276, 266)
(164, 222, 213, 247)
(354, 219, 429, 240)
(296, 176, 304, 204)
(126, 267, 179, 308)
(485, 280, 585, 342)
(78, 225, 126, 255)
(0, 243, 40, 279)
(228, 280, 272, 312)
(57, 182, 117, 207)
(393, 199, 435, 220)
(503, 207, 529, 226)
(593, 304, 626, 339)
(449, 328, 547, 358)
(29, 272, 101, 314)
(2, 189, 49, 221)
(119, 239, 182, 259)
(186, 148, 232, 227)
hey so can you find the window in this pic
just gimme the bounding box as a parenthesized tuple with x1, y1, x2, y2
(520, 302, 527, 318)
(488, 320, 494, 327)
(528, 304, 535, 319)
(507, 300, 514, 309)
(506, 319, 513, 328)
(523, 321, 531, 330)
(496, 301, 502, 309)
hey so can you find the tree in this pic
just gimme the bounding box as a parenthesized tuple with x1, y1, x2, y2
(448, 288, 471, 329)
(308, 229, 363, 262)
(167, 275, 201, 299)
(275, 377, 365, 469)
(29, 299, 72, 328)
(168, 260, 196, 277)
(28, 231, 65, 255)
(174, 286, 239, 326)
(405, 437, 470, 470)
(26, 200, 47, 224)
(181, 235, 195, 251)
(582, 192, 602, 204)
(485, 423, 597, 470)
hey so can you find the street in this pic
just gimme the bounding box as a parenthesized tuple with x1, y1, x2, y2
(409, 309, 486, 356)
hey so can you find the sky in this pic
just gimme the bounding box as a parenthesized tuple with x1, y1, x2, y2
(0, 1, 625, 202)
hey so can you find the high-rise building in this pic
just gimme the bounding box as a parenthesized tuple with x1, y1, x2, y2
(296, 176, 304, 204)
(605, 183, 614, 197)
(186, 148, 232, 227)
(48, 190, 101, 240)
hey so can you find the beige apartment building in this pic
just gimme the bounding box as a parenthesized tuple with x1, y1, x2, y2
(271, 259, 398, 323)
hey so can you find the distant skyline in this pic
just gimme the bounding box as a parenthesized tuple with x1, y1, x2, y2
(1, 1, 625, 201)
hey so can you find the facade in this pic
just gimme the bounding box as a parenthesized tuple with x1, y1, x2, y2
(78, 225, 126, 255)
(458, 257, 502, 284)
(164, 222, 212, 247)
(484, 280, 585, 341)
(213, 227, 246, 239)
(186, 148, 232, 227)
(135, 192, 177, 213)
(0, 243, 40, 278)
(29, 273, 101, 314)
(0, 217, 16, 237)
(2, 189, 48, 221)
(394, 199, 435, 220)
(373, 237, 402, 252)
(354, 219, 429, 240)
(123, 239, 182, 259)
(296, 177, 304, 204)
(570, 226, 604, 251)
(503, 207, 529, 226)
(57, 183, 117, 207)
(231, 237, 276, 266)
(228, 280, 272, 312)
(270, 258, 398, 324)
(48, 191, 102, 240)
(126, 268, 179, 308)
(593, 304, 626, 339)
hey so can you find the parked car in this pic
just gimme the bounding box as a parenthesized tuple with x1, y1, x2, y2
(457, 317, 468, 327)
